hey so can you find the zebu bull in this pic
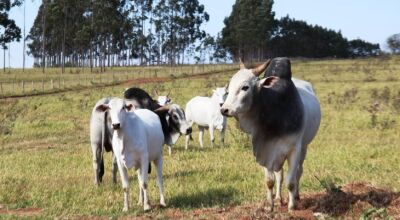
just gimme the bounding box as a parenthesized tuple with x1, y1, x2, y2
(185, 87, 228, 149)
(95, 97, 165, 211)
(220, 57, 321, 211)
(124, 87, 191, 155)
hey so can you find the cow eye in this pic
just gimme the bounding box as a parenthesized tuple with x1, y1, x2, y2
(173, 114, 178, 120)
(241, 86, 249, 91)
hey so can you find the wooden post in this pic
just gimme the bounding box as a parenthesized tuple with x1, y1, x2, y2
(58, 76, 61, 88)
(13, 80, 15, 93)
(0, 82, 3, 94)
(42, 79, 44, 92)
(51, 79, 54, 89)
(32, 81, 34, 91)
(22, 81, 25, 94)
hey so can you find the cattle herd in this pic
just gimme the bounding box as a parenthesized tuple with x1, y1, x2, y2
(89, 57, 321, 212)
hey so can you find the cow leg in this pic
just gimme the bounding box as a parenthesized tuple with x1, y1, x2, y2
(116, 159, 129, 212)
(154, 157, 166, 207)
(185, 135, 190, 150)
(140, 160, 151, 211)
(209, 125, 215, 148)
(220, 127, 226, 146)
(274, 169, 284, 206)
(168, 145, 173, 156)
(295, 145, 307, 200)
(91, 144, 102, 186)
(263, 167, 275, 212)
(137, 170, 144, 206)
(112, 153, 118, 184)
(198, 126, 205, 148)
(286, 145, 301, 211)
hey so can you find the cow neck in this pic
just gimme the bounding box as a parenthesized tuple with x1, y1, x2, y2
(247, 79, 304, 140)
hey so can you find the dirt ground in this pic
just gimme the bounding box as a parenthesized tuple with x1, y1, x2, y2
(3, 182, 395, 219)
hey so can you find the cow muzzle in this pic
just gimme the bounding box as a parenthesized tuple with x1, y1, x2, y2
(112, 123, 121, 130)
(220, 108, 231, 117)
(185, 127, 192, 135)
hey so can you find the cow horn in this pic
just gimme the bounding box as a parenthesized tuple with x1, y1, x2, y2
(252, 59, 271, 77)
(154, 105, 170, 113)
(167, 90, 171, 97)
(239, 58, 246, 70)
(154, 89, 159, 96)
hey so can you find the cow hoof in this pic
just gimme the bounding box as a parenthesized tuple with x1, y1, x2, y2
(123, 206, 128, 212)
(275, 197, 283, 207)
(144, 204, 151, 211)
(137, 201, 143, 206)
(288, 205, 296, 212)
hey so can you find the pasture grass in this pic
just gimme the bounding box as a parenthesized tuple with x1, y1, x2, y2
(0, 56, 400, 218)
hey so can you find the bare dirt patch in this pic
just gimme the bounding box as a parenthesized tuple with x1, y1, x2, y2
(121, 182, 399, 219)
(0, 204, 43, 217)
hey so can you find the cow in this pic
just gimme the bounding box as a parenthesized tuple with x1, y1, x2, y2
(124, 87, 191, 155)
(90, 97, 118, 185)
(185, 87, 228, 149)
(220, 57, 321, 212)
(95, 97, 165, 211)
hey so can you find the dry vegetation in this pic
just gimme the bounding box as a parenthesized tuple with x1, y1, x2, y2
(1, 56, 400, 219)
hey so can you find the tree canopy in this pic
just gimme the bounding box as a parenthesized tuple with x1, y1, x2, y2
(220, 1, 380, 61)
(0, 0, 22, 48)
(27, 0, 210, 69)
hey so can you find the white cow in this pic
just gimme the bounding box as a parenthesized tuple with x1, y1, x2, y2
(95, 97, 165, 211)
(221, 57, 321, 212)
(185, 87, 228, 149)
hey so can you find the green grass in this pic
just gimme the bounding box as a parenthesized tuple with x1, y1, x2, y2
(0, 56, 400, 218)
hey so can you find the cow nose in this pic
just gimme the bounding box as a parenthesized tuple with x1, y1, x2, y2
(112, 123, 121, 130)
(220, 108, 229, 115)
(219, 103, 223, 107)
(186, 127, 192, 135)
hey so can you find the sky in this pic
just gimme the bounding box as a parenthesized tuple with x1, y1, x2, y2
(3, 0, 400, 68)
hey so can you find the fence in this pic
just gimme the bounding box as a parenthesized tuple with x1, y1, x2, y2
(0, 64, 237, 98)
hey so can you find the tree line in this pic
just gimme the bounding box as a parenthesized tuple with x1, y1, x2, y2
(26, 0, 212, 72)
(220, 0, 382, 62)
(2, 0, 400, 71)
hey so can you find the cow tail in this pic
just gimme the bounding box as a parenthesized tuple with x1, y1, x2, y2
(99, 111, 107, 180)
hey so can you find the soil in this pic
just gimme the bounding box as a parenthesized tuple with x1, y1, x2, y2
(1, 182, 398, 219)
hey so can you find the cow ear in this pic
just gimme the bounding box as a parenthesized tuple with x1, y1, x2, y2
(96, 104, 109, 112)
(125, 104, 135, 112)
(259, 76, 279, 88)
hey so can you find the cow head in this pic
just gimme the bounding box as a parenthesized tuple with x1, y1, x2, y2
(155, 90, 172, 106)
(96, 98, 134, 130)
(211, 87, 228, 107)
(221, 60, 272, 117)
(155, 104, 192, 135)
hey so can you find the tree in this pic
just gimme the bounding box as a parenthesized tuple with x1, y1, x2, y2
(387, 33, 400, 54)
(221, 0, 275, 62)
(0, 0, 22, 72)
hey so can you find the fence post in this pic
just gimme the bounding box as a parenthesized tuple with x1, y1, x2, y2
(22, 81, 25, 94)
(12, 80, 15, 93)
(0, 82, 3, 94)
(51, 79, 54, 89)
(32, 81, 34, 91)
(42, 79, 44, 92)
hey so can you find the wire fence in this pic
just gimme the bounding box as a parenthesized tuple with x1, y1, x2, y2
(0, 64, 237, 98)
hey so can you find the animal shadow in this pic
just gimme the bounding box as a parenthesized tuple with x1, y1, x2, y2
(168, 187, 237, 209)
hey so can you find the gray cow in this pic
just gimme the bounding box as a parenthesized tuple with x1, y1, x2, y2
(221, 58, 321, 211)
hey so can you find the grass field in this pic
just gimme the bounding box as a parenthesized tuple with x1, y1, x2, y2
(1, 56, 400, 218)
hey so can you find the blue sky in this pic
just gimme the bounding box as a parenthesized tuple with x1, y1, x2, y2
(4, 0, 400, 68)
